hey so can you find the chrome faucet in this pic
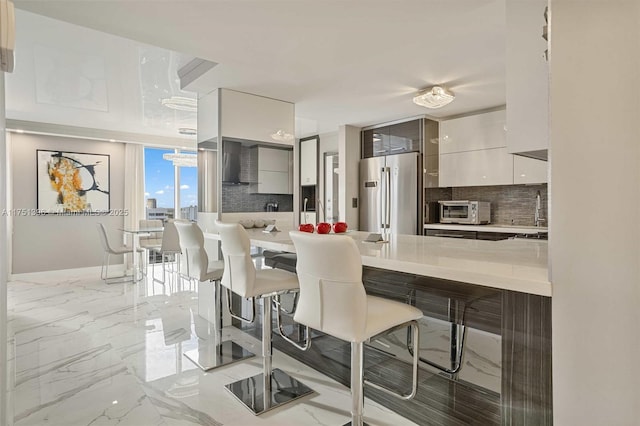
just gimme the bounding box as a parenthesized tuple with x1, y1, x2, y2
(534, 191, 544, 227)
(303, 198, 309, 223)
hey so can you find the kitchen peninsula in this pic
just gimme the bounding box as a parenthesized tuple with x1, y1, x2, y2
(205, 229, 552, 425)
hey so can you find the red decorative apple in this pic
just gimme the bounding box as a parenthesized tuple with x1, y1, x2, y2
(333, 222, 348, 233)
(316, 222, 331, 234)
(299, 223, 315, 233)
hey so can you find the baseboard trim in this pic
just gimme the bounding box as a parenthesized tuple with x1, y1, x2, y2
(9, 264, 126, 281)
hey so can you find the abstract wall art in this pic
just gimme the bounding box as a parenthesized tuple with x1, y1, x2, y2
(37, 150, 110, 214)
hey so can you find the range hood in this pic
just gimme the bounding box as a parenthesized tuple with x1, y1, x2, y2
(222, 141, 248, 184)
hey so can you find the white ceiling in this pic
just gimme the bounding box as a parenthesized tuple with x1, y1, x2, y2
(5, 9, 198, 144)
(13, 0, 507, 137)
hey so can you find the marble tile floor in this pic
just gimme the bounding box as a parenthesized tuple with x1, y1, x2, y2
(6, 266, 418, 426)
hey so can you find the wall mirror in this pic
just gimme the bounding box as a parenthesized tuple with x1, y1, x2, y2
(324, 152, 339, 223)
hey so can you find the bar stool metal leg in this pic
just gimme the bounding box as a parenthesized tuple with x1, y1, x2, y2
(225, 295, 314, 415)
(345, 341, 368, 426)
(183, 280, 255, 370)
(407, 299, 467, 376)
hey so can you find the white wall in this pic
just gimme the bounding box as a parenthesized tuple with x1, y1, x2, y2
(550, 1, 640, 424)
(338, 125, 360, 228)
(10, 133, 126, 274)
(1, 72, 10, 426)
(317, 131, 338, 221)
(319, 131, 339, 154)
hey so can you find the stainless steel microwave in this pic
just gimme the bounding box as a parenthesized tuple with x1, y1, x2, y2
(439, 201, 491, 224)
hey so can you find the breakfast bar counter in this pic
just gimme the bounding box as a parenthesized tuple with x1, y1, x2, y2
(204, 228, 552, 425)
(205, 229, 550, 296)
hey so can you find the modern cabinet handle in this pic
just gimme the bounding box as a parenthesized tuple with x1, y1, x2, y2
(433, 233, 465, 238)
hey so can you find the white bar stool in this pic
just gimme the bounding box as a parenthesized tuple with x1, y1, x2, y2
(290, 231, 423, 426)
(150, 219, 182, 285)
(216, 221, 314, 415)
(174, 222, 255, 371)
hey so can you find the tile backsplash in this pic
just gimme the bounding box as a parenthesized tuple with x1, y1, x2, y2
(222, 185, 293, 213)
(426, 184, 548, 226)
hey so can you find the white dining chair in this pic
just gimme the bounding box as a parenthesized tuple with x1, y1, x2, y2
(149, 219, 182, 285)
(96, 223, 144, 284)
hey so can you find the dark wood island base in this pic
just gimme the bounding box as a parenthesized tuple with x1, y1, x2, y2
(240, 266, 552, 425)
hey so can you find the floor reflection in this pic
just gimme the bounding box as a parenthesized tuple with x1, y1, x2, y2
(6, 263, 417, 426)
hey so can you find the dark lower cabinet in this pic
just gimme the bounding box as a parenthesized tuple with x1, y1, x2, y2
(426, 228, 516, 241)
(425, 229, 478, 239)
(477, 231, 517, 241)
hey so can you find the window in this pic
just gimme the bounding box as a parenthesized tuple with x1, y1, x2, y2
(144, 147, 198, 221)
(179, 163, 197, 220)
(144, 147, 176, 221)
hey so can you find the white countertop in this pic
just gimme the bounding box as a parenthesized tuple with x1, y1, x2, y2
(205, 229, 551, 297)
(424, 223, 549, 234)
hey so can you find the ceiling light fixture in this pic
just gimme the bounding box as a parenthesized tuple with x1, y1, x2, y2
(270, 129, 294, 142)
(161, 96, 197, 112)
(178, 127, 197, 136)
(162, 152, 197, 167)
(413, 86, 455, 109)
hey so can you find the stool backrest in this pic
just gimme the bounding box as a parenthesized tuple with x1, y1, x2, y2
(161, 220, 181, 253)
(174, 222, 208, 281)
(289, 231, 367, 342)
(216, 221, 256, 298)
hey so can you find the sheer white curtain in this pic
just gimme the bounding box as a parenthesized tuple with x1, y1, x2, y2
(123, 143, 145, 268)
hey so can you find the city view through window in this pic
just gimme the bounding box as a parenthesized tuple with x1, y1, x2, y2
(144, 147, 198, 222)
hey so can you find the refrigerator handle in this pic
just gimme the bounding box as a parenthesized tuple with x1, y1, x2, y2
(380, 167, 386, 231)
(385, 167, 391, 230)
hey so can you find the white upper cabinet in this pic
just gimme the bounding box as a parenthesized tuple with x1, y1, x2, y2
(249, 147, 293, 194)
(506, 0, 549, 159)
(439, 110, 512, 187)
(439, 110, 507, 154)
(513, 155, 548, 184)
(220, 89, 295, 146)
(438, 109, 548, 187)
(300, 138, 317, 185)
(258, 146, 290, 172)
(256, 170, 290, 194)
(440, 148, 514, 187)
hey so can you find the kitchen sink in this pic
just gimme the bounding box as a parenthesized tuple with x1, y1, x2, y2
(513, 233, 548, 240)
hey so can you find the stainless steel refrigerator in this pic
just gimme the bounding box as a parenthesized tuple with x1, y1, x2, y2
(359, 152, 421, 235)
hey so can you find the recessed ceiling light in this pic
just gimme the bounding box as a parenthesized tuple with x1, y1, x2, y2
(178, 127, 197, 136)
(413, 86, 455, 109)
(161, 96, 197, 112)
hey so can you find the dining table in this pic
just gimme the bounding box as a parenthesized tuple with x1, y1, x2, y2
(120, 226, 164, 282)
